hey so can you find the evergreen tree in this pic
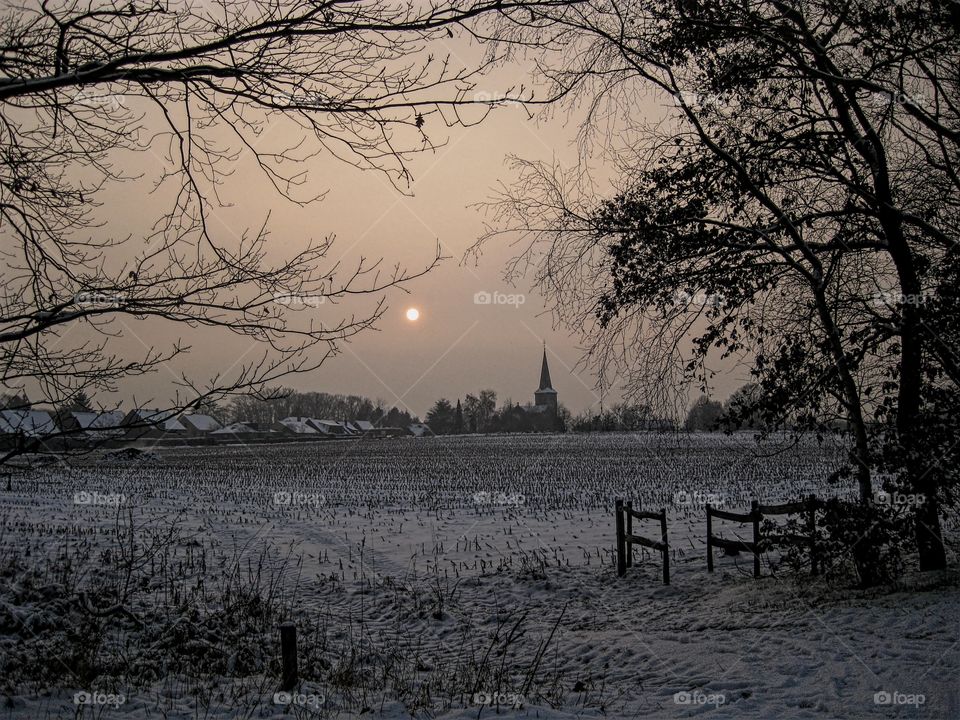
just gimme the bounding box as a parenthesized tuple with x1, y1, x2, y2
(426, 398, 456, 434)
(66, 391, 94, 412)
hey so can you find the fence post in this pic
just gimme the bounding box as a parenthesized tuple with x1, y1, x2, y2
(625, 500, 634, 568)
(660, 509, 670, 585)
(751, 499, 761, 578)
(808, 494, 818, 576)
(279, 622, 298, 691)
(706, 503, 714, 572)
(615, 499, 626, 577)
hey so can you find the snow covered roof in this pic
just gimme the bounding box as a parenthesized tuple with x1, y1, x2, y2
(278, 417, 318, 434)
(309, 419, 354, 434)
(522, 403, 551, 414)
(91, 410, 125, 429)
(68, 410, 125, 436)
(408, 423, 434, 437)
(212, 422, 256, 435)
(68, 411, 99, 429)
(180, 414, 223, 432)
(124, 409, 187, 432)
(353, 420, 375, 432)
(0, 409, 56, 436)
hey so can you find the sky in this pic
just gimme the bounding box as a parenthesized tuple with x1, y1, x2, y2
(106, 102, 623, 419)
(25, 21, 751, 419)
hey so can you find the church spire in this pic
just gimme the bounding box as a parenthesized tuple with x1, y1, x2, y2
(538, 347, 554, 391)
(533, 346, 559, 422)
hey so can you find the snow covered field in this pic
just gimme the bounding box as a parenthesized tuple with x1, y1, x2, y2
(0, 433, 957, 719)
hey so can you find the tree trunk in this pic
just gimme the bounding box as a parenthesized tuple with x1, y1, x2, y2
(883, 211, 947, 572)
(915, 494, 947, 571)
(813, 289, 872, 502)
(799, 21, 948, 571)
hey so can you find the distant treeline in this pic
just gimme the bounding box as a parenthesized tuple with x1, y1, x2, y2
(425, 391, 566, 434)
(570, 403, 676, 432)
(425, 391, 679, 434)
(683, 384, 764, 432)
(13, 382, 771, 436)
(225, 390, 419, 428)
(567, 383, 772, 433)
(682, 383, 846, 432)
(424, 385, 777, 435)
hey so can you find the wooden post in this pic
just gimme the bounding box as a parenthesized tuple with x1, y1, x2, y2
(808, 494, 818, 576)
(615, 499, 627, 577)
(615, 499, 626, 577)
(660, 509, 670, 585)
(706, 503, 714, 572)
(279, 622, 298, 691)
(751, 500, 761, 578)
(625, 500, 634, 568)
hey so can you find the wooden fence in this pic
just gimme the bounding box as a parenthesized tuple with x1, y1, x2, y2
(706, 500, 762, 576)
(615, 499, 669, 584)
(707, 495, 819, 578)
(615, 494, 819, 582)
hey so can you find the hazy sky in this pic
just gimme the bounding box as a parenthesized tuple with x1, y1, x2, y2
(33, 28, 750, 419)
(108, 103, 616, 418)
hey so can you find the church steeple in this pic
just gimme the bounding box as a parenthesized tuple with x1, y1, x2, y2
(538, 348, 554, 391)
(534, 346, 558, 419)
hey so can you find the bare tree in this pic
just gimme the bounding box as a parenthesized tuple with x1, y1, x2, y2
(476, 0, 960, 570)
(0, 0, 566, 457)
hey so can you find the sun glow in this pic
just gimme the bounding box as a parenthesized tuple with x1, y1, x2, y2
(406, 307, 420, 322)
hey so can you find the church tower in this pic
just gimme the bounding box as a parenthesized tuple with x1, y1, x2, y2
(534, 348, 558, 414)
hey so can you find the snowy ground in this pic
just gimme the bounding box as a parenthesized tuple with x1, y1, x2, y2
(0, 433, 957, 718)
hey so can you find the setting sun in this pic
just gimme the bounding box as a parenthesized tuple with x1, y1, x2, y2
(405, 307, 420, 322)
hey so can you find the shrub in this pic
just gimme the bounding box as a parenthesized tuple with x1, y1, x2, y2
(817, 498, 911, 587)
